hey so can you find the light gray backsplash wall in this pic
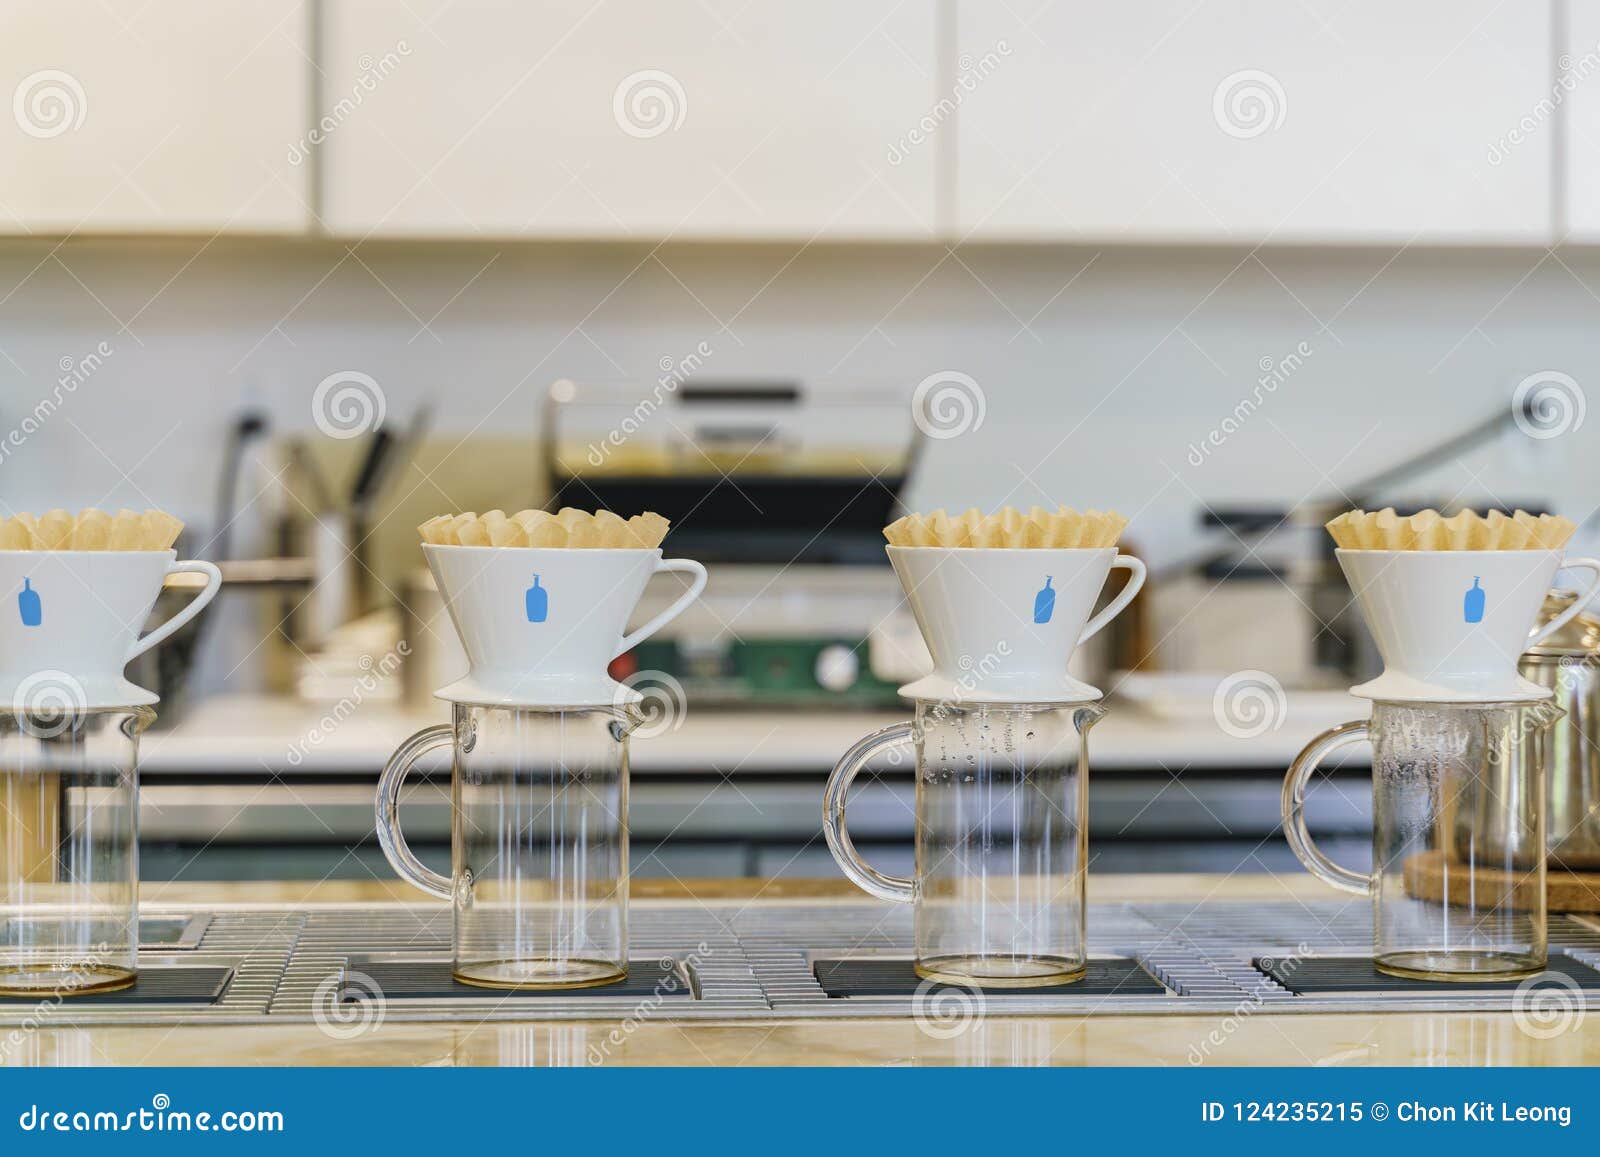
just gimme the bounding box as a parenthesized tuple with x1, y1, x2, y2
(2, 238, 1598, 571)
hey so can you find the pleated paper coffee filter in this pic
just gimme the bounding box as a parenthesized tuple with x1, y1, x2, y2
(0, 508, 183, 551)
(419, 508, 669, 549)
(1325, 508, 1575, 551)
(884, 506, 1127, 549)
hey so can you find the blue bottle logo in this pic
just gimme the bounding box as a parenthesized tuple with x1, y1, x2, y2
(1463, 577, 1485, 624)
(525, 575, 548, 623)
(1032, 576, 1055, 625)
(17, 578, 40, 627)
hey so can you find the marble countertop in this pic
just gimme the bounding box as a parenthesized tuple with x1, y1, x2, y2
(13, 875, 1596, 1068)
(138, 691, 1372, 775)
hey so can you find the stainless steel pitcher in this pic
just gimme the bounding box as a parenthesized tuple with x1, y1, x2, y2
(1521, 591, 1600, 869)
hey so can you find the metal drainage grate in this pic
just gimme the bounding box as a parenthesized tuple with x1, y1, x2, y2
(348, 957, 692, 1002)
(8, 900, 1600, 1025)
(1132, 899, 1374, 952)
(1256, 953, 1600, 996)
(138, 914, 212, 949)
(0, 966, 232, 1006)
(0, 909, 302, 1026)
(0, 913, 211, 950)
(814, 957, 1167, 997)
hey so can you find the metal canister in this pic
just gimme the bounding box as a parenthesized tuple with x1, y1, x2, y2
(1521, 592, 1600, 869)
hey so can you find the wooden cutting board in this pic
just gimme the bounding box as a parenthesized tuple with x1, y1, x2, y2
(1404, 849, 1600, 912)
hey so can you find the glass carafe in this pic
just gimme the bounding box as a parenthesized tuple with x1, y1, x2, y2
(0, 707, 150, 996)
(377, 703, 634, 989)
(824, 700, 1102, 987)
(1283, 700, 1551, 980)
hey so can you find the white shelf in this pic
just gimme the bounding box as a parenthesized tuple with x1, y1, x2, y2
(138, 691, 1367, 775)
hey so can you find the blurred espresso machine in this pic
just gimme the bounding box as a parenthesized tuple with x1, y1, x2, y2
(543, 379, 923, 708)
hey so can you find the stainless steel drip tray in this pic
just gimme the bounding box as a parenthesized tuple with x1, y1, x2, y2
(4, 901, 1600, 1025)
(0, 913, 211, 950)
(138, 914, 212, 949)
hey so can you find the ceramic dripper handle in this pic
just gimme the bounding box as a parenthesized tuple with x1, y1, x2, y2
(615, 558, 708, 658)
(126, 559, 223, 661)
(1281, 720, 1373, 896)
(376, 724, 455, 901)
(823, 722, 916, 904)
(1077, 555, 1146, 645)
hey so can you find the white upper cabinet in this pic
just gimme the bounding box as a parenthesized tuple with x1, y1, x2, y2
(1561, 4, 1600, 240)
(319, 0, 938, 239)
(0, 1, 311, 234)
(955, 0, 1554, 243)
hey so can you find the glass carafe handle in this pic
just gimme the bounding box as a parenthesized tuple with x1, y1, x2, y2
(823, 722, 916, 904)
(375, 724, 454, 901)
(1281, 720, 1373, 896)
(1534, 556, 1600, 647)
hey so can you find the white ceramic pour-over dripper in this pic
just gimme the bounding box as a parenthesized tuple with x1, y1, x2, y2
(887, 546, 1146, 704)
(0, 550, 222, 710)
(423, 544, 707, 708)
(1338, 548, 1600, 703)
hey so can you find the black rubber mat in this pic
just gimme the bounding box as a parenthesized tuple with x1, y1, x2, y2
(0, 966, 231, 1005)
(348, 958, 688, 1000)
(1256, 954, 1600, 993)
(813, 957, 1167, 997)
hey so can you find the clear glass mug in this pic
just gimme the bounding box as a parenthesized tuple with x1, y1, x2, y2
(377, 703, 634, 990)
(0, 707, 151, 996)
(824, 700, 1102, 988)
(1283, 700, 1551, 980)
